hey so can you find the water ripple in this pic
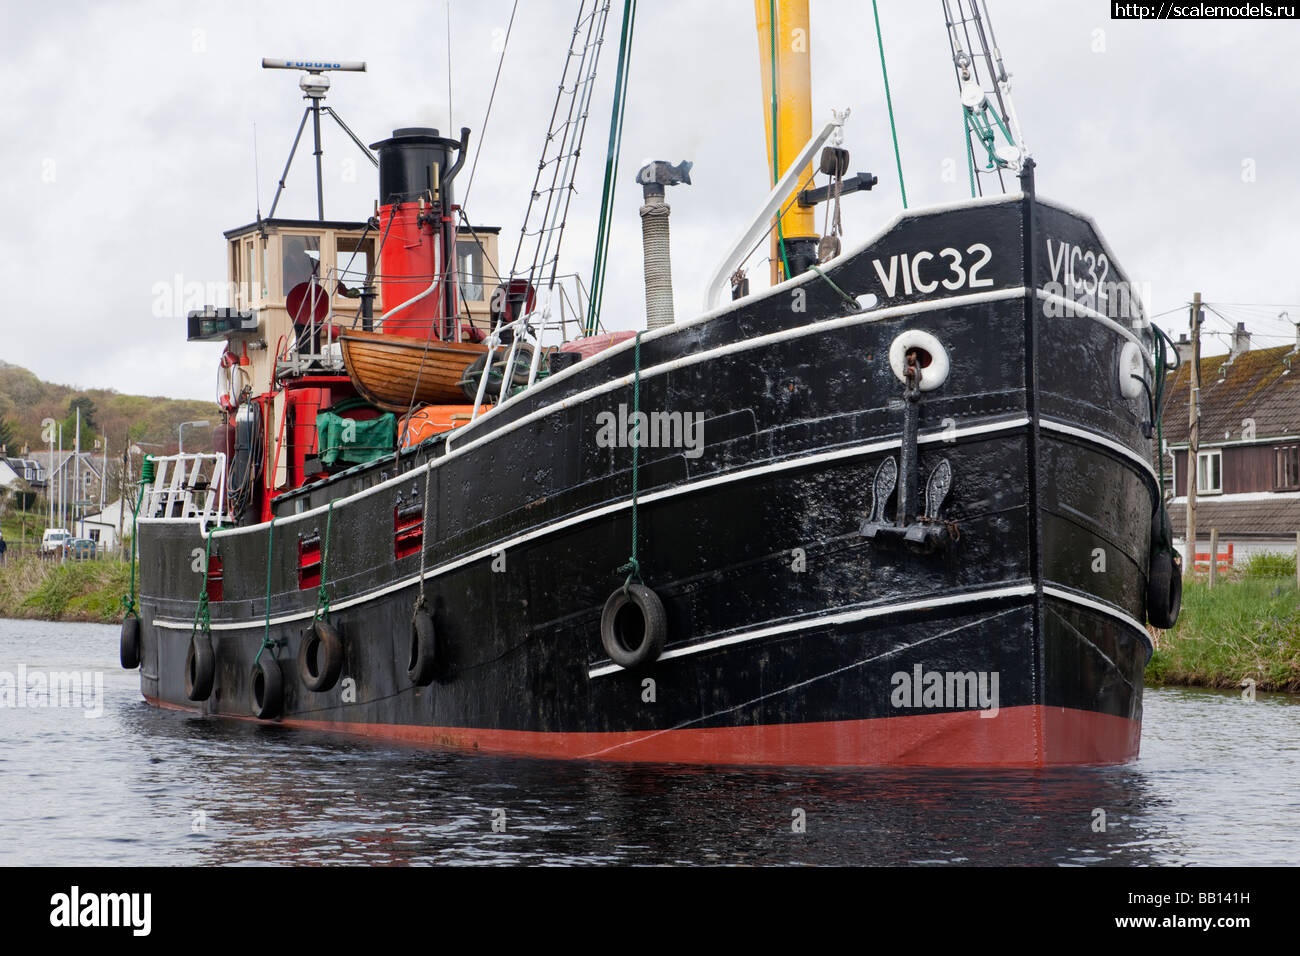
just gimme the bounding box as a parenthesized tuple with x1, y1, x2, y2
(1, 618, 1297, 865)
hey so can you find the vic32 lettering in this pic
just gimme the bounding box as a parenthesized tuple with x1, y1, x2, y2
(871, 244, 993, 297)
(1045, 238, 1109, 300)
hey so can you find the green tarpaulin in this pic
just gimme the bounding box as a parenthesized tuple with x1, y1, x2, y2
(316, 400, 396, 468)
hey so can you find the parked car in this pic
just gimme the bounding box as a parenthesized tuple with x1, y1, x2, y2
(41, 529, 72, 555)
(65, 538, 98, 560)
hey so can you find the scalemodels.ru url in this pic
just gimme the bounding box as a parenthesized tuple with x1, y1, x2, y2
(1113, 3, 1298, 16)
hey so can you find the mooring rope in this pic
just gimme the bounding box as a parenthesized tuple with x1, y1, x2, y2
(189, 524, 215, 641)
(314, 499, 334, 622)
(616, 332, 644, 591)
(415, 459, 433, 617)
(255, 517, 276, 665)
(120, 476, 148, 620)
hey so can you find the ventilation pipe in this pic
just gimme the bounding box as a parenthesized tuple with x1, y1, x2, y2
(636, 160, 691, 330)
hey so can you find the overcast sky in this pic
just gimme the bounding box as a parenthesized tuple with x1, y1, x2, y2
(2, 0, 1296, 402)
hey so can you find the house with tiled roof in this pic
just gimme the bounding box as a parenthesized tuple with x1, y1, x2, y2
(1160, 323, 1300, 564)
(0, 454, 46, 509)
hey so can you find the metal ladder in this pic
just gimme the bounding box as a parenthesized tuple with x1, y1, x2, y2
(467, 0, 615, 419)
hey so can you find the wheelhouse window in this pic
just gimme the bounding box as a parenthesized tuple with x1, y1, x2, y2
(232, 236, 263, 309)
(1276, 445, 1300, 491)
(457, 240, 485, 303)
(335, 236, 375, 294)
(282, 234, 322, 295)
(1196, 449, 1222, 495)
(246, 238, 264, 305)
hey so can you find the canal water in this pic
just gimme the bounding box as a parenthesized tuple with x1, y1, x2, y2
(1, 617, 1296, 869)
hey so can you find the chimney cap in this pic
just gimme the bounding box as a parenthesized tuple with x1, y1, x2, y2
(1228, 322, 1251, 363)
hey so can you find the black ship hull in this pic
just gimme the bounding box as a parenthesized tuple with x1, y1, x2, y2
(134, 193, 1158, 766)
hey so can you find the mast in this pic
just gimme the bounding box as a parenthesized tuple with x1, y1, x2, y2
(755, 0, 817, 283)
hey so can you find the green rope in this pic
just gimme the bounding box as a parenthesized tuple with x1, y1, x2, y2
(586, 0, 636, 337)
(807, 263, 859, 310)
(255, 517, 276, 665)
(964, 102, 1018, 173)
(1151, 327, 1179, 498)
(190, 525, 215, 640)
(315, 500, 334, 621)
(872, 0, 907, 208)
(966, 107, 1014, 171)
(768, 0, 793, 281)
(120, 480, 147, 619)
(966, 111, 992, 168)
(616, 332, 643, 590)
(964, 108, 977, 198)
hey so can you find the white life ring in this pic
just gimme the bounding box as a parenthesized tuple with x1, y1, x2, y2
(1118, 341, 1146, 399)
(888, 330, 950, 391)
(216, 352, 251, 412)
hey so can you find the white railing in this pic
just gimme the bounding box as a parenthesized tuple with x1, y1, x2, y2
(142, 453, 228, 525)
(466, 275, 599, 421)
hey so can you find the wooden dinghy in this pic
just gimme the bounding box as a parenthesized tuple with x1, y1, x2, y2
(339, 329, 488, 411)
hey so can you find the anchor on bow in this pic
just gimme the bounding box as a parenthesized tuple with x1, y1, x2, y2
(859, 348, 958, 553)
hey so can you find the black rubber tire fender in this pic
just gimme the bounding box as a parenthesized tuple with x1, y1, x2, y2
(298, 619, 344, 692)
(408, 607, 437, 686)
(1147, 548, 1183, 629)
(185, 633, 215, 702)
(600, 584, 667, 669)
(120, 616, 141, 670)
(250, 655, 284, 720)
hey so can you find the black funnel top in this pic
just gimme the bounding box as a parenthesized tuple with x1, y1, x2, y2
(370, 127, 462, 206)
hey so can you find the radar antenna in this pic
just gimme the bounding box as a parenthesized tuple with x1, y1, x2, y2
(261, 59, 379, 219)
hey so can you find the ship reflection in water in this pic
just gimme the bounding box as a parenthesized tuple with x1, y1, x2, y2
(2, 621, 1295, 867)
(123, 705, 1178, 867)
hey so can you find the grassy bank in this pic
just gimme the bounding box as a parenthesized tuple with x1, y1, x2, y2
(1147, 553, 1300, 693)
(0, 554, 130, 623)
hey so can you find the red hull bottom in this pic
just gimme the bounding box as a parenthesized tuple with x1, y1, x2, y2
(147, 697, 1140, 766)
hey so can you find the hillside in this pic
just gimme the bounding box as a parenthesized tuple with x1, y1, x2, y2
(0, 360, 219, 458)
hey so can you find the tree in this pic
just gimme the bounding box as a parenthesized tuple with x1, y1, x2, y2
(68, 396, 98, 432)
(0, 415, 14, 454)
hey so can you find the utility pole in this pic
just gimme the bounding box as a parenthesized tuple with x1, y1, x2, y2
(74, 408, 82, 538)
(1186, 292, 1202, 573)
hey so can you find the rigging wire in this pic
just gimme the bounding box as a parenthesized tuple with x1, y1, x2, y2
(461, 0, 520, 211)
(586, 0, 636, 337)
(446, 0, 454, 133)
(871, 0, 907, 208)
(767, 0, 793, 280)
(509, 0, 613, 295)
